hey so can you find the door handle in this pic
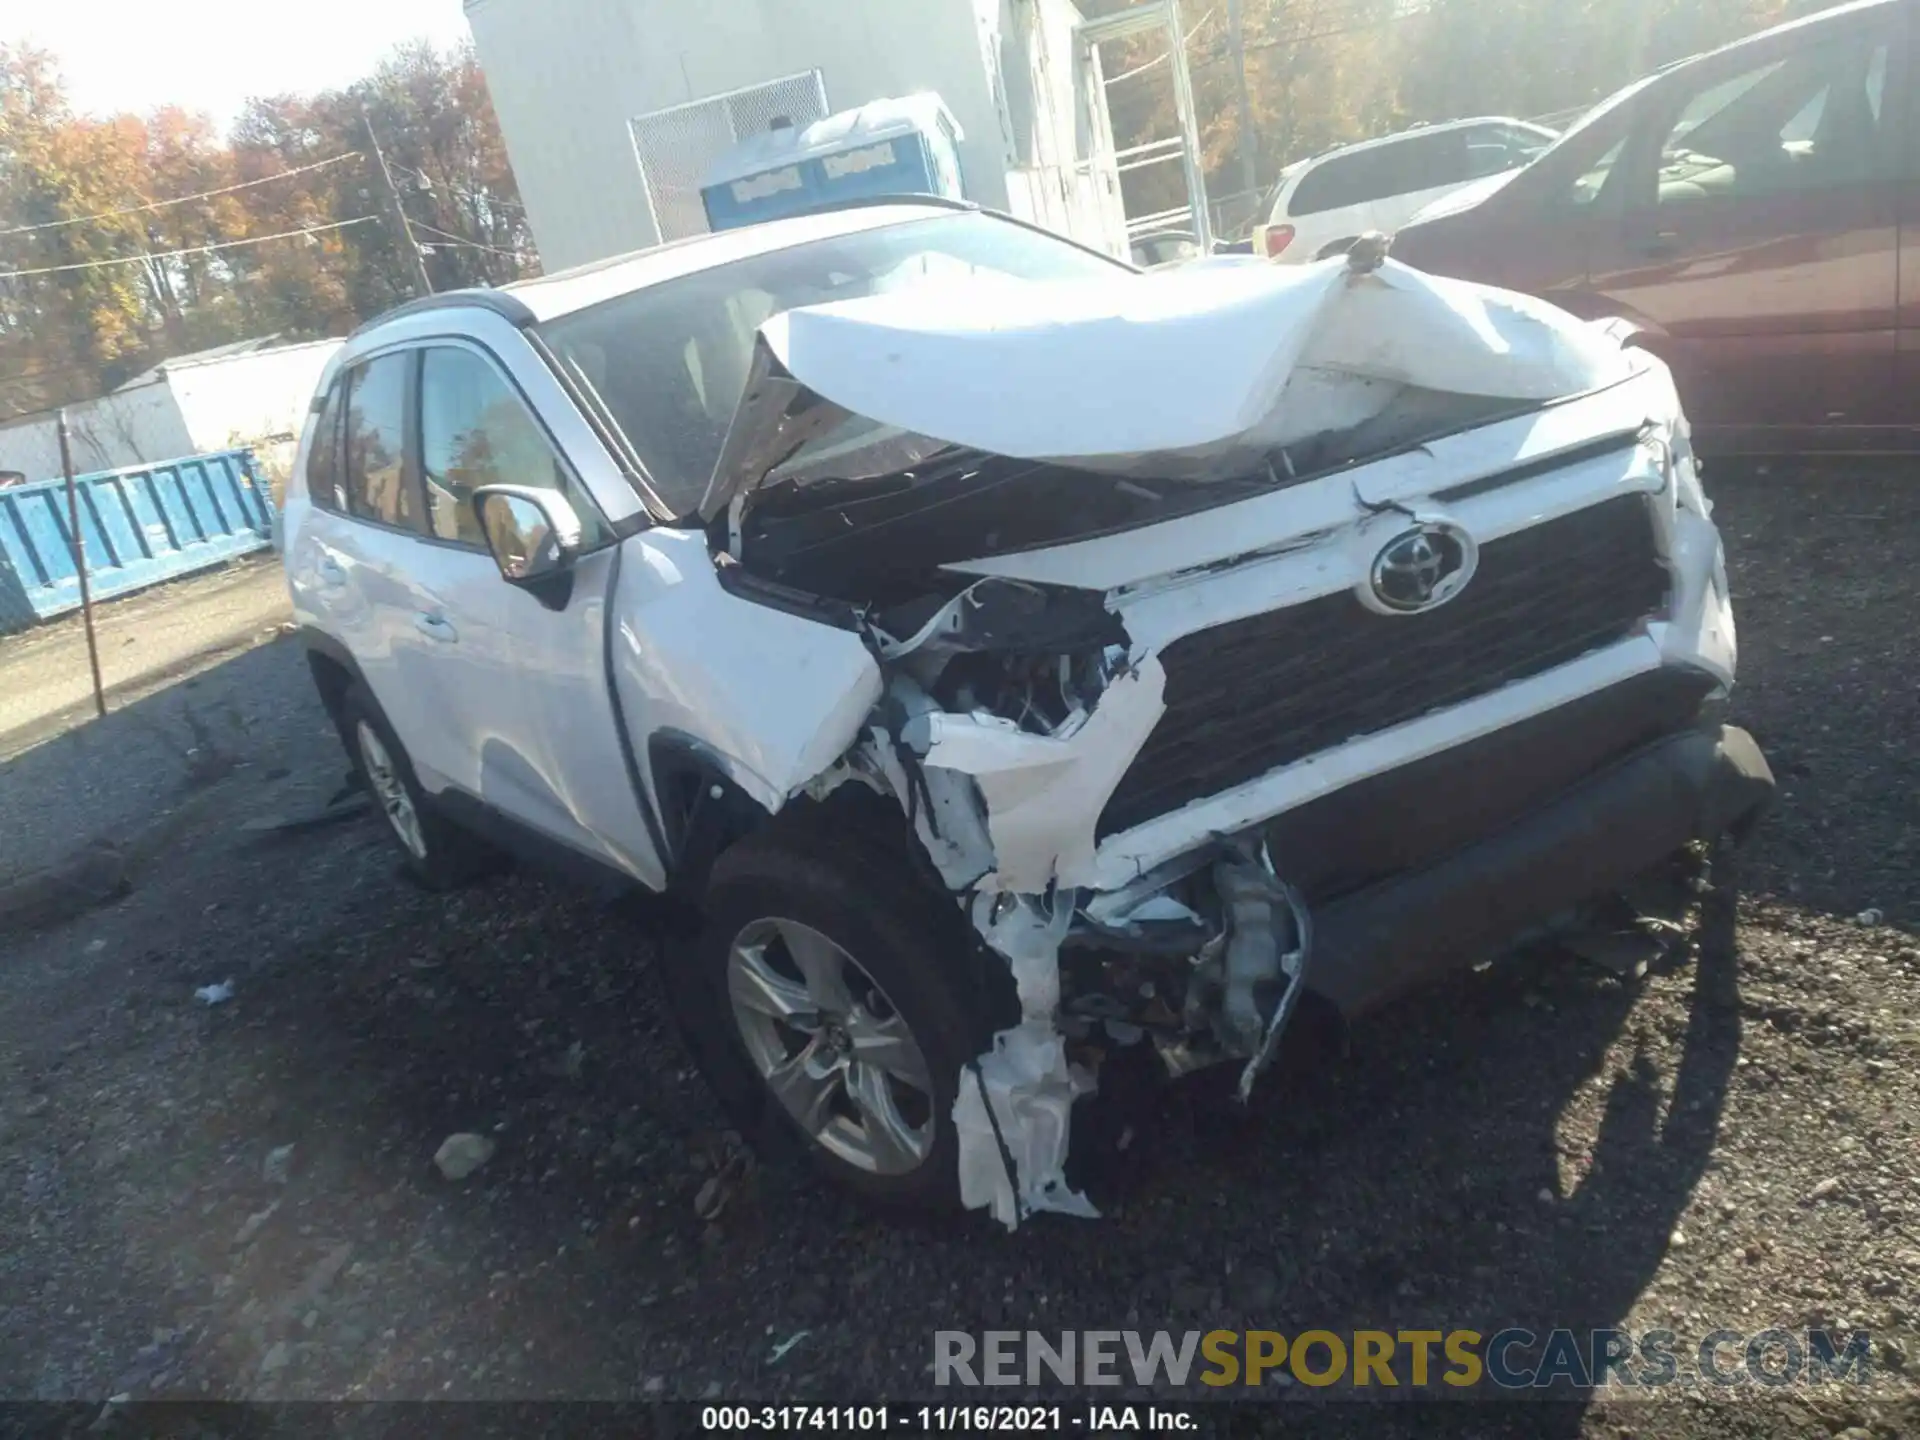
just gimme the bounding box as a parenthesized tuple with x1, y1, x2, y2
(1638, 229, 1681, 259)
(317, 555, 348, 587)
(413, 612, 458, 643)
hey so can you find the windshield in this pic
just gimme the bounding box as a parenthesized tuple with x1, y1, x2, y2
(533, 212, 1129, 517)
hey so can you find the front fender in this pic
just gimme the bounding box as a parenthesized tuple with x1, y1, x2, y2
(609, 529, 883, 817)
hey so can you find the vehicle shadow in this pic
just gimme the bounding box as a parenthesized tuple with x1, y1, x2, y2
(1068, 869, 1746, 1423)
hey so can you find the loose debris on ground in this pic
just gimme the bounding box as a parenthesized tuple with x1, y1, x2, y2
(0, 468, 1916, 1437)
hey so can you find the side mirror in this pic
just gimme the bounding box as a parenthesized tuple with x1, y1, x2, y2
(472, 484, 582, 586)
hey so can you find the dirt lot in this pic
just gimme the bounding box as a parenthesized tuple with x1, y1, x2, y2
(1, 469, 1916, 1435)
(0, 556, 293, 765)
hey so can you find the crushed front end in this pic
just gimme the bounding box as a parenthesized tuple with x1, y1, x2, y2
(697, 254, 1774, 1228)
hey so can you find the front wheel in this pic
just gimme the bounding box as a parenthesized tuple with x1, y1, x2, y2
(665, 822, 1012, 1211)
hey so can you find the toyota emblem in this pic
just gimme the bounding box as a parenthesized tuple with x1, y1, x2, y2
(1367, 522, 1477, 614)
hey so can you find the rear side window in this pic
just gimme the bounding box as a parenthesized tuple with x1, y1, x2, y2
(342, 353, 420, 531)
(1288, 154, 1370, 216)
(1386, 130, 1473, 190)
(1649, 28, 1893, 206)
(1463, 124, 1552, 179)
(1287, 132, 1472, 216)
(304, 379, 348, 512)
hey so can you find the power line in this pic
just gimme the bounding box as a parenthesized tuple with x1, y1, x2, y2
(0, 216, 379, 279)
(0, 151, 364, 239)
(392, 163, 527, 212)
(1234, 0, 1423, 56)
(1102, 7, 1220, 86)
(406, 218, 525, 259)
(362, 108, 434, 297)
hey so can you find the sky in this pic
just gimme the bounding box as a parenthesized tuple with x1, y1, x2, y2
(3, 0, 474, 130)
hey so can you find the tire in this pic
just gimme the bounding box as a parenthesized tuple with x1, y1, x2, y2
(665, 817, 1014, 1212)
(338, 681, 495, 891)
(1316, 236, 1359, 260)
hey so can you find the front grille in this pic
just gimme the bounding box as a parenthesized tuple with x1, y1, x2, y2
(1097, 494, 1671, 838)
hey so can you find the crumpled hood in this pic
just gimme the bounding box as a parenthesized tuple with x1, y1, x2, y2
(698, 255, 1633, 519)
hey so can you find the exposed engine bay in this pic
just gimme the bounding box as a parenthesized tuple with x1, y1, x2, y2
(670, 251, 1753, 1228)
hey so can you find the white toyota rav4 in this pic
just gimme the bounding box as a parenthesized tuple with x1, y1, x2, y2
(283, 200, 1772, 1229)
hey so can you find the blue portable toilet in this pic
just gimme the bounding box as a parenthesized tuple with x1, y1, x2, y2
(700, 93, 966, 232)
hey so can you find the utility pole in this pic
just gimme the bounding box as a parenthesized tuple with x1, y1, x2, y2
(362, 106, 434, 298)
(57, 410, 106, 720)
(1226, 0, 1260, 200)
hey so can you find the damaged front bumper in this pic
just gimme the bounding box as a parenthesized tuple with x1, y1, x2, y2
(828, 373, 1768, 1228)
(1298, 704, 1772, 1017)
(630, 257, 1776, 1230)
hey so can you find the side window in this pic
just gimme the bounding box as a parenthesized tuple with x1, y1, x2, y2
(1465, 124, 1550, 179)
(418, 346, 601, 547)
(1390, 130, 1472, 190)
(1569, 135, 1629, 207)
(342, 353, 419, 531)
(304, 378, 347, 513)
(1292, 135, 1471, 216)
(1494, 124, 1556, 160)
(1287, 156, 1356, 217)
(1650, 30, 1892, 206)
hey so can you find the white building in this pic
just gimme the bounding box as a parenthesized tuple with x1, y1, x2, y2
(0, 336, 342, 486)
(462, 0, 1207, 272)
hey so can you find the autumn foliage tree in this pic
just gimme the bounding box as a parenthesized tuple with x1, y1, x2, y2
(0, 40, 534, 418)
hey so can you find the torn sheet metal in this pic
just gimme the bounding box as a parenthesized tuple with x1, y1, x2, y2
(719, 256, 1631, 503)
(952, 893, 1099, 1231)
(971, 891, 1074, 1019)
(911, 660, 1167, 894)
(954, 1023, 1099, 1231)
(853, 681, 997, 892)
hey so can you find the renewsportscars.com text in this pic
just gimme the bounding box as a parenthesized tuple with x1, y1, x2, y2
(933, 1328, 1875, 1391)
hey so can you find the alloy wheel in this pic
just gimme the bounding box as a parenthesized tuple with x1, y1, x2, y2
(356, 720, 427, 861)
(725, 916, 936, 1176)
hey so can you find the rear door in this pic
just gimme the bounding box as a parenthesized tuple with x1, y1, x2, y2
(299, 350, 444, 766)
(1587, 8, 1905, 445)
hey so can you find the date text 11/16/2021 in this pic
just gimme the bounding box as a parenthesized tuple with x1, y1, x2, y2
(700, 1406, 1198, 1432)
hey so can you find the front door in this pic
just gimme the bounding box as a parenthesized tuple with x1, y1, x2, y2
(1587, 8, 1904, 447)
(402, 340, 658, 882)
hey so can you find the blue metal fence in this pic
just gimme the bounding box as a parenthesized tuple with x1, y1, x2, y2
(0, 448, 275, 636)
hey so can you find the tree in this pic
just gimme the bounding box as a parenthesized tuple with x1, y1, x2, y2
(0, 37, 537, 418)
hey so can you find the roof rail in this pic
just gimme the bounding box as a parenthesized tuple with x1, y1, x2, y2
(347, 287, 538, 341)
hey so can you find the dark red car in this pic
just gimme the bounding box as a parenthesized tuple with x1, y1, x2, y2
(1390, 0, 1913, 454)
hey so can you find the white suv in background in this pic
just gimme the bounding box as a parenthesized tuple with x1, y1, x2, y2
(282, 198, 1769, 1230)
(1252, 117, 1558, 262)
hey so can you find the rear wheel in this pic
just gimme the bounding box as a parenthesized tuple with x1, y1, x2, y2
(664, 819, 1013, 1211)
(338, 682, 495, 890)
(1315, 236, 1359, 260)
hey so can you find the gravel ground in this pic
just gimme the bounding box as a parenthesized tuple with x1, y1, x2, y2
(0, 469, 1915, 1436)
(0, 555, 292, 768)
